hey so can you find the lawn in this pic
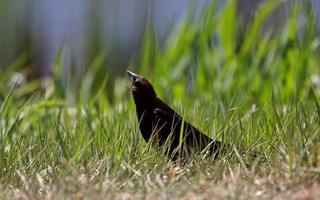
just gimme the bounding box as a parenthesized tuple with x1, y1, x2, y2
(0, 1, 320, 199)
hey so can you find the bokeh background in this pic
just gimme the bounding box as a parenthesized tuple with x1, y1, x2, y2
(0, 0, 320, 104)
(1, 0, 319, 75)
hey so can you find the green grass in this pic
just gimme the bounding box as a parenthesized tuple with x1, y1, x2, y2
(1, 0, 320, 199)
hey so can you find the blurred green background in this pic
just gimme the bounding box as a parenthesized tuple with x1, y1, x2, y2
(0, 0, 319, 105)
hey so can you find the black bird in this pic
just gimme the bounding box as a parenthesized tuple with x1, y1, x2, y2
(127, 71, 225, 160)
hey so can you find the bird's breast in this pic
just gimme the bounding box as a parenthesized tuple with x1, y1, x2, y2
(136, 107, 173, 145)
(136, 108, 154, 142)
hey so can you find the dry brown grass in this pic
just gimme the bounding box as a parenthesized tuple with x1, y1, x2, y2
(1, 163, 320, 200)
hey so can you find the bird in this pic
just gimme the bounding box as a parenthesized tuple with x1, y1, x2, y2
(127, 71, 226, 160)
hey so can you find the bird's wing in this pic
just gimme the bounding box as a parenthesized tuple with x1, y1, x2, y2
(153, 98, 183, 123)
(153, 98, 202, 136)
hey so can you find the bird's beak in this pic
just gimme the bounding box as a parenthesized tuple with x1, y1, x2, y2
(127, 70, 138, 83)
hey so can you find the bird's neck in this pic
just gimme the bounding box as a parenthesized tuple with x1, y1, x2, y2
(135, 97, 156, 118)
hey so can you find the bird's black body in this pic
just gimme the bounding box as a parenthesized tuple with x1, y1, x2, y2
(127, 71, 224, 159)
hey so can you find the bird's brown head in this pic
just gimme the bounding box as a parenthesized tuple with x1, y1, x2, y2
(127, 71, 157, 106)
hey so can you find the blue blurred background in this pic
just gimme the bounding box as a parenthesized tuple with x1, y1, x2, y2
(0, 0, 319, 79)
